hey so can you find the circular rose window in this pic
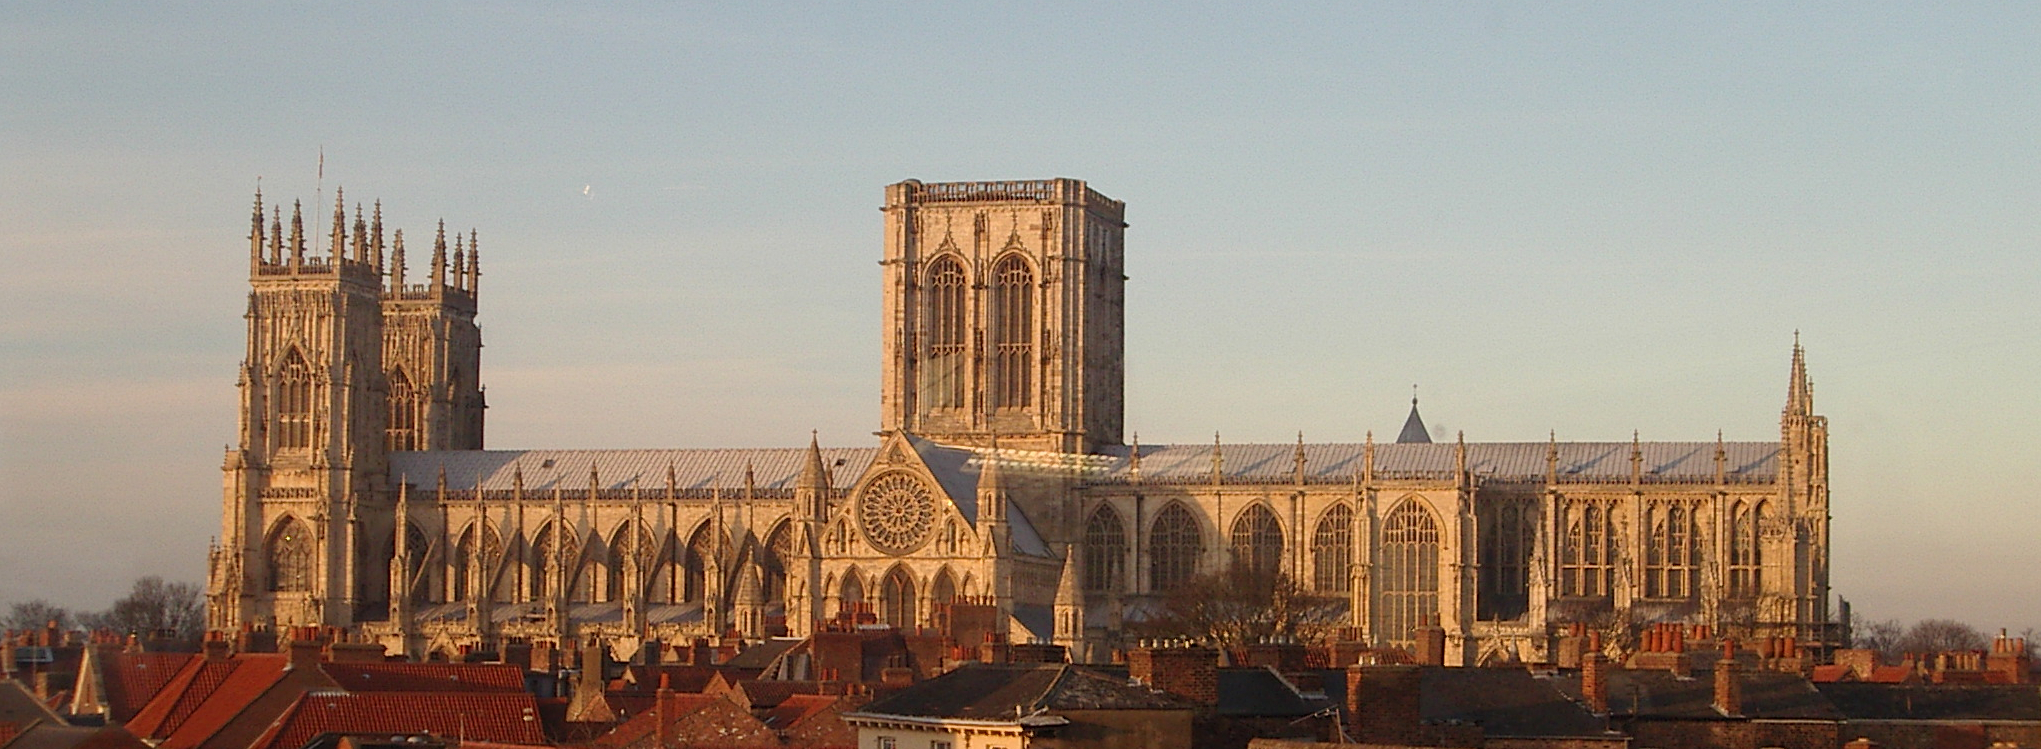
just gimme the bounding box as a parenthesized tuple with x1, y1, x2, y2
(858, 472, 938, 554)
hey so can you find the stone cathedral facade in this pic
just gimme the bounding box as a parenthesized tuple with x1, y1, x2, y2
(207, 179, 1832, 666)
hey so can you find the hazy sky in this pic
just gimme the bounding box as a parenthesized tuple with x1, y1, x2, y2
(4, 3, 2037, 631)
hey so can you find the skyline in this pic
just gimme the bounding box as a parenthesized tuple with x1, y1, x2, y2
(4, 3, 2039, 632)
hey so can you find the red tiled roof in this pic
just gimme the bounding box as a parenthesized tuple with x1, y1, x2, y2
(125, 657, 242, 740)
(0, 720, 23, 746)
(582, 694, 720, 749)
(102, 653, 197, 722)
(320, 663, 526, 693)
(253, 692, 545, 749)
(156, 655, 290, 749)
(760, 694, 838, 729)
(1809, 664, 1852, 683)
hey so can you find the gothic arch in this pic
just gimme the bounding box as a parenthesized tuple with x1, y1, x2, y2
(920, 254, 970, 410)
(1311, 503, 1354, 593)
(683, 522, 718, 604)
(839, 566, 867, 612)
(606, 520, 656, 603)
(930, 566, 958, 607)
(266, 516, 314, 593)
(1229, 503, 1284, 577)
(274, 348, 314, 450)
(1148, 501, 1204, 592)
(451, 522, 503, 603)
(987, 252, 1035, 409)
(386, 366, 422, 451)
(398, 520, 434, 604)
(879, 564, 917, 627)
(1377, 497, 1440, 649)
(528, 521, 574, 601)
(1083, 504, 1128, 594)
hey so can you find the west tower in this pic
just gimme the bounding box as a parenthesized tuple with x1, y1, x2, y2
(209, 190, 483, 631)
(880, 179, 1126, 453)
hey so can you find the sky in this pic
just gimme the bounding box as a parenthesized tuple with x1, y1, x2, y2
(3, 2, 2038, 632)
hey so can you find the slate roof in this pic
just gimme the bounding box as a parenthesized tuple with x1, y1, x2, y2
(1214, 668, 1325, 717)
(250, 692, 545, 749)
(1318, 667, 1610, 738)
(857, 663, 1191, 720)
(1552, 668, 1841, 721)
(389, 448, 875, 494)
(0, 680, 62, 730)
(720, 638, 802, 671)
(1096, 441, 1778, 484)
(1816, 683, 2041, 722)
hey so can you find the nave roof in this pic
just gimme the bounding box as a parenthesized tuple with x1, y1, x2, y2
(390, 448, 876, 494)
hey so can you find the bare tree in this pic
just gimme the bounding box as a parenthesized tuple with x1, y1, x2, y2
(79, 577, 204, 647)
(1133, 564, 1345, 650)
(1894, 618, 1987, 655)
(3, 599, 72, 631)
(1852, 618, 1904, 659)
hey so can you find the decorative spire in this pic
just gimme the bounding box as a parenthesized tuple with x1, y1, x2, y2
(430, 219, 447, 290)
(289, 200, 305, 268)
(1454, 430, 1467, 481)
(269, 206, 283, 264)
(512, 461, 525, 499)
(1397, 386, 1431, 444)
(1715, 429, 1727, 484)
(249, 188, 265, 265)
(1785, 332, 1812, 417)
(390, 229, 407, 290)
(1293, 431, 1307, 486)
(1129, 432, 1142, 481)
(351, 204, 367, 265)
(1054, 544, 1082, 605)
(1630, 430, 1644, 485)
(370, 201, 385, 272)
(452, 234, 466, 292)
(1363, 430, 1376, 485)
(1546, 430, 1559, 485)
(1210, 431, 1223, 484)
(467, 229, 481, 297)
(665, 461, 677, 500)
(590, 462, 602, 501)
(329, 189, 346, 262)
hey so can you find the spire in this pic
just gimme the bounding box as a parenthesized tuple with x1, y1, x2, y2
(1546, 430, 1559, 485)
(1210, 431, 1224, 484)
(249, 188, 265, 266)
(1454, 430, 1467, 481)
(1363, 430, 1376, 485)
(665, 462, 677, 500)
(799, 431, 828, 491)
(430, 219, 448, 291)
(1397, 386, 1431, 444)
(289, 200, 305, 268)
(1129, 432, 1142, 481)
(390, 229, 407, 290)
(371, 201, 385, 273)
(1715, 429, 1727, 485)
(1785, 332, 1812, 417)
(329, 189, 346, 262)
(269, 206, 284, 264)
(1630, 430, 1644, 485)
(1293, 431, 1308, 486)
(1055, 544, 1082, 605)
(468, 229, 481, 297)
(452, 234, 466, 291)
(512, 460, 525, 499)
(351, 203, 367, 265)
(743, 461, 757, 500)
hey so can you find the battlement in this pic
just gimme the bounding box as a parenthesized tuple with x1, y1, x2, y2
(888, 177, 1124, 219)
(247, 188, 479, 308)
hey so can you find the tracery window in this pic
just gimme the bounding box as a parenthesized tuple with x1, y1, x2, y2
(1083, 505, 1128, 594)
(529, 524, 568, 601)
(606, 522, 655, 603)
(1148, 503, 1203, 592)
(840, 570, 865, 608)
(1729, 501, 1765, 597)
(1478, 502, 1531, 619)
(1312, 504, 1354, 593)
(400, 522, 432, 604)
(920, 256, 968, 410)
(386, 368, 422, 451)
(267, 518, 313, 592)
(1559, 500, 1617, 597)
(880, 566, 916, 627)
(989, 254, 1034, 409)
(763, 523, 792, 603)
(276, 350, 314, 450)
(684, 525, 716, 603)
(451, 524, 501, 602)
(1644, 502, 1699, 599)
(1377, 499, 1440, 649)
(1229, 504, 1284, 578)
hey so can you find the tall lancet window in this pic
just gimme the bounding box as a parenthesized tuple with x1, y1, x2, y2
(1377, 499, 1440, 649)
(1312, 504, 1354, 593)
(276, 350, 314, 449)
(921, 256, 968, 410)
(267, 518, 313, 592)
(880, 566, 916, 627)
(1083, 505, 1128, 594)
(1149, 502, 1204, 592)
(1560, 500, 1616, 597)
(1729, 501, 1764, 597)
(1478, 502, 1531, 620)
(386, 368, 422, 451)
(1229, 504, 1284, 577)
(1645, 502, 1699, 599)
(989, 254, 1034, 409)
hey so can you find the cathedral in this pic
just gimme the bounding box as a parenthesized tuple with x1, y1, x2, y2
(207, 179, 1833, 666)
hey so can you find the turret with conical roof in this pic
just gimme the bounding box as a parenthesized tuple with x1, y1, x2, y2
(1398, 388, 1432, 444)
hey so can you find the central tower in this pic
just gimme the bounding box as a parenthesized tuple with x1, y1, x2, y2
(880, 179, 1126, 454)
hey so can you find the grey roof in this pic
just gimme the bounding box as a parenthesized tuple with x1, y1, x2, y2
(389, 448, 875, 494)
(1816, 683, 2041, 722)
(1316, 667, 1609, 738)
(857, 663, 1191, 720)
(1097, 441, 1777, 484)
(1398, 401, 1432, 444)
(1553, 668, 1842, 721)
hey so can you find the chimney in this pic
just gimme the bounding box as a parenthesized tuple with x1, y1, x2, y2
(978, 632, 1013, 665)
(880, 666, 915, 688)
(501, 641, 534, 672)
(1127, 640, 1218, 706)
(287, 635, 322, 671)
(328, 642, 387, 663)
(1414, 619, 1447, 666)
(655, 674, 675, 749)
(1346, 665, 1424, 745)
(1714, 638, 1742, 717)
(1583, 631, 1608, 714)
(202, 632, 232, 662)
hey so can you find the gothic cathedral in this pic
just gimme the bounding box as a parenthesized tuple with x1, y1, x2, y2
(208, 179, 1833, 666)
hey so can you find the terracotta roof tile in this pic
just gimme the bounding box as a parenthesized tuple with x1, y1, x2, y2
(156, 655, 290, 749)
(101, 653, 196, 723)
(254, 692, 545, 749)
(319, 663, 525, 693)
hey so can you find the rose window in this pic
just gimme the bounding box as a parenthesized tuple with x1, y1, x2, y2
(858, 472, 938, 554)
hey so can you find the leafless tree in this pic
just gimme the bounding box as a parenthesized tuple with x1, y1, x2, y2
(1894, 618, 1987, 655)
(3, 599, 72, 631)
(1853, 618, 1904, 660)
(1132, 564, 1345, 650)
(78, 577, 204, 647)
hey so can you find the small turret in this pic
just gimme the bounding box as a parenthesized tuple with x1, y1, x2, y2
(249, 189, 265, 271)
(430, 220, 448, 291)
(452, 234, 466, 292)
(1053, 544, 1084, 655)
(289, 200, 305, 268)
(799, 432, 829, 520)
(389, 230, 407, 291)
(329, 189, 346, 262)
(467, 230, 481, 297)
(370, 201, 385, 272)
(1397, 388, 1431, 444)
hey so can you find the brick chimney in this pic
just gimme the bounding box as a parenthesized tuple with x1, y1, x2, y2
(203, 632, 232, 662)
(1413, 618, 1447, 666)
(1127, 640, 1218, 706)
(1714, 638, 1742, 717)
(655, 674, 675, 749)
(978, 632, 1013, 665)
(1346, 665, 1423, 745)
(286, 634, 322, 671)
(1582, 631, 1608, 714)
(1244, 638, 1308, 674)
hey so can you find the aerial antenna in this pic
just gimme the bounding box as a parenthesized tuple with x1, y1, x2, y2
(313, 147, 325, 256)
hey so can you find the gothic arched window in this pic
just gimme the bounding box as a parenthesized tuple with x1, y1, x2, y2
(989, 254, 1034, 409)
(1560, 500, 1617, 597)
(880, 566, 916, 627)
(763, 522, 792, 603)
(931, 568, 958, 606)
(840, 569, 865, 609)
(529, 524, 567, 601)
(1377, 498, 1440, 649)
(267, 518, 313, 592)
(1083, 505, 1128, 594)
(1229, 504, 1284, 578)
(1730, 501, 1764, 597)
(606, 522, 654, 603)
(1312, 504, 1354, 593)
(1148, 503, 1203, 592)
(276, 350, 314, 450)
(401, 522, 432, 604)
(683, 524, 716, 604)
(386, 368, 422, 451)
(1478, 502, 1531, 620)
(1645, 503, 1699, 599)
(921, 256, 968, 410)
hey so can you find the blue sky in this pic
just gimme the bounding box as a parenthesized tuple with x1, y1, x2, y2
(3, 2, 2038, 630)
